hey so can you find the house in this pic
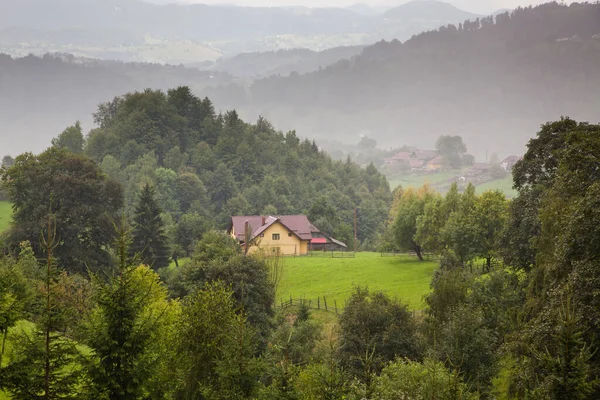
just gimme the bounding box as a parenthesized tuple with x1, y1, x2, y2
(500, 155, 521, 172)
(411, 149, 439, 161)
(385, 151, 412, 165)
(426, 155, 444, 171)
(409, 159, 425, 171)
(228, 215, 347, 256)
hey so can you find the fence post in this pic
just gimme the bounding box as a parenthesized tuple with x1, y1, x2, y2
(324, 296, 328, 312)
(318, 297, 320, 309)
(309, 300, 312, 309)
(334, 300, 338, 315)
(290, 294, 292, 306)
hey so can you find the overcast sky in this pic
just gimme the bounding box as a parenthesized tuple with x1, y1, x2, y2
(174, 0, 556, 15)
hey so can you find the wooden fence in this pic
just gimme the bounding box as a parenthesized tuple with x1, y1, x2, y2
(279, 295, 340, 314)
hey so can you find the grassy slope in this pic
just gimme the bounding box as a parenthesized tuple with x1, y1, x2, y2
(476, 175, 517, 198)
(388, 172, 517, 198)
(278, 252, 436, 311)
(0, 201, 12, 232)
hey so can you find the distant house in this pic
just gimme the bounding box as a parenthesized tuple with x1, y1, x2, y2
(500, 155, 521, 172)
(426, 155, 444, 171)
(411, 149, 439, 161)
(409, 159, 425, 171)
(385, 151, 412, 165)
(228, 215, 347, 256)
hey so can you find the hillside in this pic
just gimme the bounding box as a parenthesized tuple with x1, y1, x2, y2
(384, 0, 480, 21)
(208, 2, 600, 157)
(0, 0, 487, 62)
(209, 46, 364, 78)
(0, 54, 234, 157)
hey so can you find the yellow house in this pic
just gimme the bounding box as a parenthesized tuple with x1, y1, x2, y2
(229, 215, 313, 256)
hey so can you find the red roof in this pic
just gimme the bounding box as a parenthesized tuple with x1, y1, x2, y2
(230, 215, 315, 242)
(409, 159, 424, 168)
(427, 155, 444, 165)
(391, 151, 411, 160)
(311, 238, 328, 244)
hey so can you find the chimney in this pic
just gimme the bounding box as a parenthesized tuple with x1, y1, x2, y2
(261, 216, 266, 226)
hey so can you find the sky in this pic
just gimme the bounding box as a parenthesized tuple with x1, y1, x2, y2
(172, 0, 555, 15)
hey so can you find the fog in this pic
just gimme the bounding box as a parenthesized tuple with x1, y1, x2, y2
(0, 0, 597, 160)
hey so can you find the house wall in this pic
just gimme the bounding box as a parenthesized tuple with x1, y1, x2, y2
(248, 221, 308, 256)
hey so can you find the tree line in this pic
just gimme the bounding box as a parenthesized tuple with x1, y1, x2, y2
(383, 117, 600, 398)
(2, 100, 600, 398)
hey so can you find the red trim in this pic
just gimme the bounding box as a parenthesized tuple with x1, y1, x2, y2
(311, 238, 328, 244)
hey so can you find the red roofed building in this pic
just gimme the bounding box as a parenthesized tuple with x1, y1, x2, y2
(228, 215, 347, 256)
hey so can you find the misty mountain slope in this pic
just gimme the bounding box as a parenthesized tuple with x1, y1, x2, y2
(0, 0, 488, 63)
(209, 46, 364, 78)
(0, 54, 234, 157)
(384, 0, 481, 21)
(207, 2, 600, 157)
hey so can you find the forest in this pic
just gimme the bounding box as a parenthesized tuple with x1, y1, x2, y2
(1, 81, 600, 398)
(210, 2, 600, 156)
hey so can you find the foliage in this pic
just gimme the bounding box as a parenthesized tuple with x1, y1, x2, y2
(372, 358, 477, 400)
(84, 227, 177, 399)
(2, 148, 123, 274)
(131, 183, 171, 270)
(0, 215, 83, 399)
(338, 286, 420, 389)
(174, 281, 261, 400)
(86, 87, 390, 248)
(435, 135, 469, 168)
(51, 122, 85, 154)
(390, 185, 437, 261)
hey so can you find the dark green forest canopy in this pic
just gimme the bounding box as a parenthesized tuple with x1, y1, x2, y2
(84, 87, 391, 250)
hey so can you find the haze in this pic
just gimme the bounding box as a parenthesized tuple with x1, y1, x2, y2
(174, 0, 554, 14)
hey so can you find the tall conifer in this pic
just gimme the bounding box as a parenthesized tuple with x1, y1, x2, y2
(131, 184, 171, 270)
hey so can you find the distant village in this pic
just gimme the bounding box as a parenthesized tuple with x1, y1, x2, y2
(384, 148, 522, 185)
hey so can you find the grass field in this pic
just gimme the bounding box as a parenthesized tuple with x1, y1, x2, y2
(476, 175, 517, 198)
(388, 171, 517, 198)
(0, 201, 11, 232)
(278, 252, 436, 311)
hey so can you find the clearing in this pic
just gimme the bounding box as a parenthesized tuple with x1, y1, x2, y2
(277, 252, 436, 311)
(388, 171, 517, 198)
(0, 201, 11, 232)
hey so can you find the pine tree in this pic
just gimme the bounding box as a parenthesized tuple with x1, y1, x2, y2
(0, 211, 83, 399)
(131, 184, 171, 270)
(85, 223, 176, 399)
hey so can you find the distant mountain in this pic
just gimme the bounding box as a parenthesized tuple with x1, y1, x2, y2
(206, 2, 600, 157)
(384, 0, 481, 21)
(0, 0, 486, 64)
(345, 3, 381, 16)
(208, 46, 364, 78)
(0, 53, 235, 157)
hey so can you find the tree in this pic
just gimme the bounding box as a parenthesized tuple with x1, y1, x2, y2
(1, 155, 14, 169)
(391, 185, 437, 261)
(51, 122, 85, 154)
(435, 135, 468, 168)
(0, 214, 83, 399)
(175, 282, 261, 400)
(85, 226, 178, 399)
(2, 148, 123, 274)
(372, 359, 477, 400)
(172, 212, 212, 256)
(131, 184, 171, 270)
(415, 183, 461, 255)
(0, 247, 32, 368)
(338, 287, 420, 390)
(472, 190, 508, 269)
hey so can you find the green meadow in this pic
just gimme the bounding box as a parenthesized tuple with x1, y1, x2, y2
(0, 201, 12, 232)
(277, 252, 436, 311)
